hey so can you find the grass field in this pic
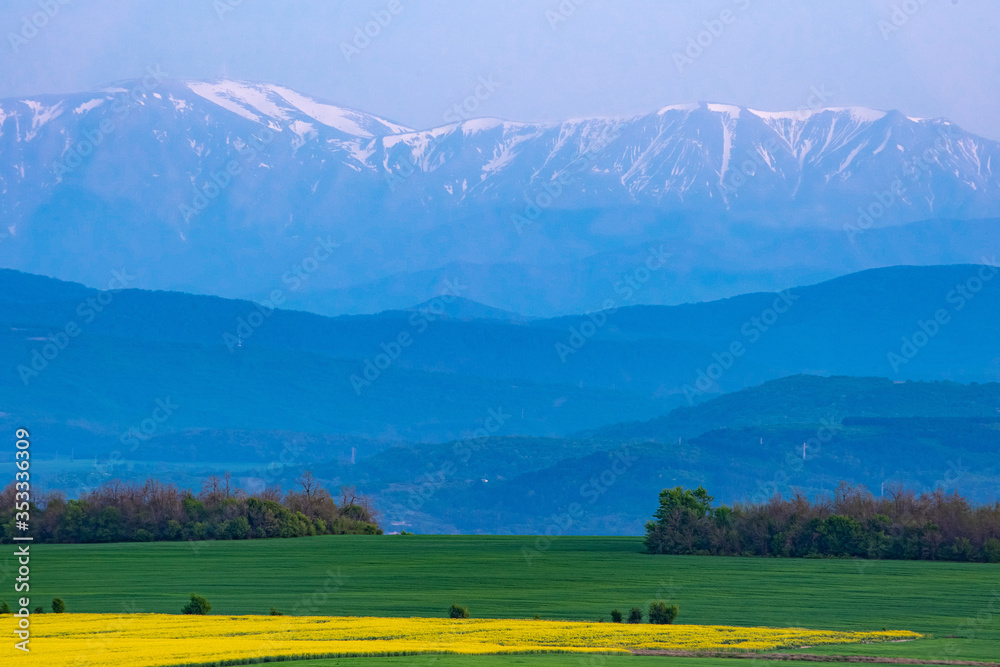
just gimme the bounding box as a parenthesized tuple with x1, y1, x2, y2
(13, 535, 1000, 663)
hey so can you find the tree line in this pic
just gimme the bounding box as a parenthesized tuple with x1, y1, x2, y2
(645, 483, 1000, 561)
(0, 472, 382, 543)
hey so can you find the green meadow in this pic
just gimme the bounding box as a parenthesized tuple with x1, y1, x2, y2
(19, 535, 1000, 663)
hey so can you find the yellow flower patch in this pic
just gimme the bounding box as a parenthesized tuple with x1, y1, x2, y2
(0, 613, 921, 666)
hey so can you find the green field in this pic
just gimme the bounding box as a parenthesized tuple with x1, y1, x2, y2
(288, 658, 841, 667)
(16, 535, 1000, 664)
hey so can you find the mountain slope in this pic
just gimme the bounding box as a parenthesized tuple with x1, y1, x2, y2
(1, 80, 999, 314)
(585, 375, 1000, 441)
(3, 268, 998, 532)
(3, 263, 998, 407)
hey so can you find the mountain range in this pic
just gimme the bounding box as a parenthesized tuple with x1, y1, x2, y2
(1, 263, 998, 532)
(1, 79, 999, 315)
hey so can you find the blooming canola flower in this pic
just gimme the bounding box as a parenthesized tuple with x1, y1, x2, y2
(0, 613, 921, 666)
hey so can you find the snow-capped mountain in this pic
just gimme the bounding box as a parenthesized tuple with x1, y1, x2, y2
(1, 79, 998, 314)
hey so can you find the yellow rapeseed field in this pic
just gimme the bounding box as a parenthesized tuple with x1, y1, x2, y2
(0, 613, 921, 666)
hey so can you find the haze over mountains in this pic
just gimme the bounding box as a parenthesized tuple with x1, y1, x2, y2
(1, 263, 998, 533)
(1, 79, 999, 315)
(3, 74, 999, 534)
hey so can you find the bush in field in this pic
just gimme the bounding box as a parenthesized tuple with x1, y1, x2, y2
(627, 607, 643, 623)
(648, 601, 678, 624)
(269, 607, 283, 616)
(182, 594, 212, 615)
(449, 604, 470, 619)
(51, 598, 66, 614)
(33, 606, 44, 614)
(0, 601, 10, 614)
(610, 609, 622, 623)
(984, 537, 1000, 563)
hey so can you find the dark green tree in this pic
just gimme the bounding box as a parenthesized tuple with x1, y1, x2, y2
(182, 594, 212, 615)
(648, 602, 678, 624)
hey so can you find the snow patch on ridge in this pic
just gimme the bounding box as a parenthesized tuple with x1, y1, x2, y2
(268, 84, 411, 137)
(73, 99, 104, 115)
(707, 103, 741, 119)
(289, 120, 317, 149)
(21, 100, 65, 141)
(657, 103, 698, 115)
(186, 81, 267, 123)
(836, 141, 868, 175)
(169, 95, 190, 112)
(747, 108, 824, 122)
(462, 118, 506, 134)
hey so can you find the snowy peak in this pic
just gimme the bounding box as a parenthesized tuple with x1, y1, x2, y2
(183, 80, 412, 138)
(0, 80, 998, 235)
(746, 105, 888, 124)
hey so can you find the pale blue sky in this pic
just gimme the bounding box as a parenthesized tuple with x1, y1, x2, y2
(1, 0, 997, 138)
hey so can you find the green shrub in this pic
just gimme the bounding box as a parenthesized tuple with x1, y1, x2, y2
(627, 607, 643, 623)
(648, 601, 678, 624)
(983, 537, 1000, 563)
(0, 601, 10, 614)
(222, 516, 251, 540)
(165, 520, 183, 540)
(269, 607, 283, 616)
(610, 609, 622, 623)
(51, 598, 66, 614)
(449, 604, 470, 619)
(181, 594, 212, 615)
(33, 606, 44, 614)
(132, 528, 154, 542)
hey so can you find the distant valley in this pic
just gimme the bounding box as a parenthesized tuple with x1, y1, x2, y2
(2, 264, 997, 533)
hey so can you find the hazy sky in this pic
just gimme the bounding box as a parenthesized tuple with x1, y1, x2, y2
(2, 0, 998, 138)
